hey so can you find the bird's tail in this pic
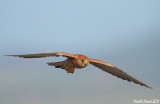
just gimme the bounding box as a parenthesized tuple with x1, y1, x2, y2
(47, 61, 75, 73)
(47, 61, 65, 69)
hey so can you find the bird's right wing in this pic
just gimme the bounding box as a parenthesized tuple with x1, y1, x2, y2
(7, 52, 76, 58)
(89, 59, 152, 89)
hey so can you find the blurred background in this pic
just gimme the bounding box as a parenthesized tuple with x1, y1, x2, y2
(0, 0, 160, 104)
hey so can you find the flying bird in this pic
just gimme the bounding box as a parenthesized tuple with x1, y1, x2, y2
(7, 52, 152, 89)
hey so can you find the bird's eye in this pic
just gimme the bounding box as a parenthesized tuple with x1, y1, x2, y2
(81, 59, 84, 63)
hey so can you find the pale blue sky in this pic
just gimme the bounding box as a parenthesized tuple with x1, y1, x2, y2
(0, 0, 160, 104)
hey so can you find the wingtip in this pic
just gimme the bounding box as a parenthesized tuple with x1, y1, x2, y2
(147, 86, 153, 89)
(143, 84, 152, 89)
(4, 55, 23, 58)
(5, 55, 17, 57)
(4, 55, 12, 56)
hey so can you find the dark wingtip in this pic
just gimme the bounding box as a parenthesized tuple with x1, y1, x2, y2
(147, 86, 153, 89)
(5, 55, 19, 57)
(4, 55, 27, 58)
(141, 84, 152, 89)
(4, 55, 13, 56)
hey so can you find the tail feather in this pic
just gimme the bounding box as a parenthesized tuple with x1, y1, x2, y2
(47, 61, 65, 69)
(47, 61, 75, 73)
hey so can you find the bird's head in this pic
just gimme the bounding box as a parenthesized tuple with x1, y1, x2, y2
(78, 59, 89, 67)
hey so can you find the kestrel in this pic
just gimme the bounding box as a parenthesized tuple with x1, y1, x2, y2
(8, 52, 152, 89)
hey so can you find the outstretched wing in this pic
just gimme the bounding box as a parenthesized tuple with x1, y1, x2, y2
(7, 52, 75, 58)
(89, 59, 152, 89)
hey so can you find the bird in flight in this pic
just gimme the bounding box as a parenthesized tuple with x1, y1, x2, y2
(7, 52, 152, 89)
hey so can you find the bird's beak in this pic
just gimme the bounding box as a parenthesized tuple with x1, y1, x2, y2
(84, 60, 88, 65)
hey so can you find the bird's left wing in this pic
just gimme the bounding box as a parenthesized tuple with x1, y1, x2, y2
(7, 52, 75, 58)
(89, 59, 152, 89)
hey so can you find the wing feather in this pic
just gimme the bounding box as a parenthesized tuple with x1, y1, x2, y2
(7, 52, 75, 58)
(89, 59, 152, 89)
